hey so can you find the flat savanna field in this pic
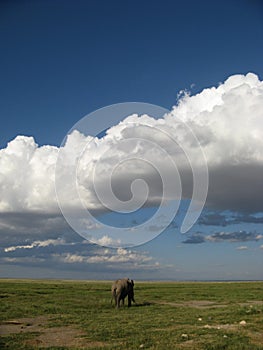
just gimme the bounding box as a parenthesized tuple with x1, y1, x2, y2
(0, 280, 262, 350)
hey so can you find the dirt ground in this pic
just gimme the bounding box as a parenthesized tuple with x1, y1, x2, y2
(153, 299, 263, 309)
(0, 316, 106, 348)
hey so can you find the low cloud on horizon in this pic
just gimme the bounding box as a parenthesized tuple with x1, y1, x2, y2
(182, 230, 263, 244)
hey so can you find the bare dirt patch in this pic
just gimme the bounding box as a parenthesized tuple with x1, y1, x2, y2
(25, 326, 86, 348)
(153, 300, 228, 308)
(178, 339, 195, 349)
(247, 330, 263, 346)
(0, 316, 108, 348)
(152, 300, 263, 309)
(203, 323, 239, 331)
(239, 300, 263, 307)
(0, 316, 49, 335)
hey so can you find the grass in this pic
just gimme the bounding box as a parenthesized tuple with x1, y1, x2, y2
(0, 280, 262, 349)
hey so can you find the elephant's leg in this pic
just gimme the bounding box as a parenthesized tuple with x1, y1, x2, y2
(127, 290, 134, 307)
(112, 290, 117, 307)
(128, 296, 132, 307)
(116, 294, 121, 308)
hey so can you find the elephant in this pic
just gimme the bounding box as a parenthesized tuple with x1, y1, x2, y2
(111, 278, 135, 308)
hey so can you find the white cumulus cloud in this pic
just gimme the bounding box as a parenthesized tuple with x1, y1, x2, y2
(0, 72, 263, 237)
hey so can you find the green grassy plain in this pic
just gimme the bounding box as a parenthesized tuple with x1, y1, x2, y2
(0, 280, 262, 349)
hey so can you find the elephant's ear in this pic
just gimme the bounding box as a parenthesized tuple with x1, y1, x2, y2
(130, 279, 134, 286)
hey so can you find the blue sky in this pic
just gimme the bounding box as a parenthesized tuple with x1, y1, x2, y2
(1, 0, 263, 147)
(0, 0, 263, 280)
